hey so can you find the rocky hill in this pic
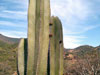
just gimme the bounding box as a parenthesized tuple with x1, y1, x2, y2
(64, 45, 100, 75)
(0, 34, 19, 75)
(0, 34, 20, 44)
(0, 34, 100, 75)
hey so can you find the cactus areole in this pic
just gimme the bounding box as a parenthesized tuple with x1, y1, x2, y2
(17, 0, 64, 75)
(59, 40, 63, 44)
(49, 23, 53, 26)
(49, 34, 53, 38)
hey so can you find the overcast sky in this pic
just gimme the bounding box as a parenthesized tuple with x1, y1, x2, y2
(0, 0, 100, 48)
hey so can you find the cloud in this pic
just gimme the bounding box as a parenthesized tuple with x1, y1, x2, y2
(50, 0, 96, 32)
(0, 21, 27, 28)
(50, 0, 100, 48)
(0, 0, 100, 48)
(3, 10, 27, 15)
(3, 0, 28, 8)
(64, 35, 86, 48)
(0, 30, 27, 38)
(63, 24, 100, 35)
(0, 10, 27, 21)
(0, 0, 28, 38)
(51, 0, 90, 21)
(0, 0, 28, 20)
(0, 6, 6, 10)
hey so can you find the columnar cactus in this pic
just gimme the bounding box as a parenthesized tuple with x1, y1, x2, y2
(17, 39, 27, 75)
(36, 0, 50, 75)
(17, 0, 63, 75)
(28, 0, 50, 75)
(50, 17, 64, 75)
(58, 18, 64, 75)
(49, 17, 56, 75)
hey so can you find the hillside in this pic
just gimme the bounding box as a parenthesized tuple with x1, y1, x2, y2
(0, 34, 19, 75)
(64, 45, 100, 75)
(0, 34, 100, 75)
(75, 45, 94, 51)
(0, 34, 20, 44)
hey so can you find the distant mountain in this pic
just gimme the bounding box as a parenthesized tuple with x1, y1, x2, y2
(65, 45, 95, 52)
(64, 45, 100, 56)
(64, 45, 100, 75)
(74, 45, 94, 51)
(0, 34, 20, 75)
(0, 34, 20, 44)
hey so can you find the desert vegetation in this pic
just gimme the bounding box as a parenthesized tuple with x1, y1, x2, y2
(0, 40, 18, 75)
(64, 45, 100, 75)
(0, 35, 100, 75)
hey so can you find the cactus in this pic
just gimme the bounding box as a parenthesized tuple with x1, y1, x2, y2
(27, 0, 36, 74)
(50, 17, 64, 75)
(17, 39, 27, 75)
(37, 0, 50, 75)
(59, 18, 64, 75)
(17, 0, 63, 75)
(53, 17, 64, 75)
(27, 0, 50, 75)
(54, 17, 61, 75)
(49, 17, 55, 75)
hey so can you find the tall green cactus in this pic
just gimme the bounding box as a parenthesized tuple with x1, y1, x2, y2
(49, 17, 55, 75)
(54, 17, 64, 75)
(17, 0, 64, 75)
(17, 39, 27, 75)
(54, 17, 61, 75)
(58, 18, 64, 75)
(37, 0, 50, 75)
(50, 17, 64, 75)
(27, 0, 50, 75)
(27, 0, 36, 74)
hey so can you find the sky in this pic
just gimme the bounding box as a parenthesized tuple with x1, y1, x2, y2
(0, 0, 100, 49)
